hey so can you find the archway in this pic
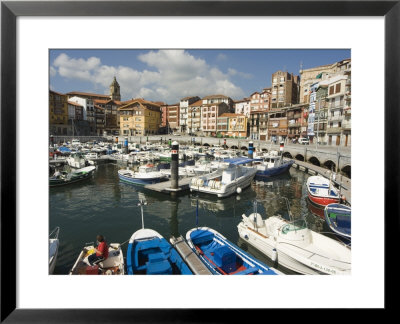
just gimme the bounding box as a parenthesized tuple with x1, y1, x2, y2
(240, 146, 248, 150)
(203, 143, 210, 147)
(308, 156, 321, 166)
(282, 152, 293, 159)
(323, 160, 337, 172)
(295, 154, 305, 161)
(341, 165, 351, 179)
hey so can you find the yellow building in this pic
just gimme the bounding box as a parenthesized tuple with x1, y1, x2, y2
(222, 113, 248, 137)
(118, 99, 161, 136)
(49, 90, 69, 135)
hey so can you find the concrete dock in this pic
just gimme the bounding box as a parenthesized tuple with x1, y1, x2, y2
(144, 176, 194, 194)
(170, 236, 212, 275)
(292, 160, 351, 205)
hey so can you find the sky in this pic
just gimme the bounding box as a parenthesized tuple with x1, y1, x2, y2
(49, 49, 350, 104)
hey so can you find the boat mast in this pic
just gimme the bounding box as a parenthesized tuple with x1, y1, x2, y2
(138, 199, 147, 229)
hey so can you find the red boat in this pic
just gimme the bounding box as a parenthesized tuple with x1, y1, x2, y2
(306, 175, 340, 207)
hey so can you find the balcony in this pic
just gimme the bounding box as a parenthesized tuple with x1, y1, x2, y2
(327, 127, 342, 134)
(330, 103, 345, 110)
(288, 122, 301, 128)
(329, 115, 343, 122)
(342, 120, 351, 130)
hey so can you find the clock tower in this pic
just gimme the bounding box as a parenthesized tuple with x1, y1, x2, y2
(109, 76, 121, 101)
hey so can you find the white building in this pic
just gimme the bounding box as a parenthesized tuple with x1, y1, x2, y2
(179, 96, 200, 133)
(234, 98, 251, 117)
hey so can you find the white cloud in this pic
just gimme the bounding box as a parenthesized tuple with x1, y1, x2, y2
(51, 50, 246, 102)
(216, 53, 227, 61)
(50, 66, 57, 77)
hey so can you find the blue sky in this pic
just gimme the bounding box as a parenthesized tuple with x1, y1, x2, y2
(49, 49, 350, 103)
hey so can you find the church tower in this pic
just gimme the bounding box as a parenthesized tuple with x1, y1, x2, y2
(109, 76, 121, 101)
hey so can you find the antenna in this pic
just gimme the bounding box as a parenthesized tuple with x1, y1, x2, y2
(300, 61, 303, 70)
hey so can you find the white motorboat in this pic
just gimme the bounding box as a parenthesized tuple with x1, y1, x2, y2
(237, 200, 351, 275)
(69, 243, 125, 275)
(118, 164, 167, 185)
(189, 158, 257, 198)
(49, 227, 60, 274)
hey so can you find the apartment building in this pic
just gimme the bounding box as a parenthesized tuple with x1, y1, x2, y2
(179, 96, 200, 133)
(166, 104, 180, 132)
(234, 98, 250, 117)
(187, 100, 203, 134)
(249, 88, 271, 112)
(249, 111, 268, 140)
(299, 58, 351, 104)
(49, 90, 69, 135)
(270, 71, 299, 108)
(93, 99, 120, 135)
(268, 109, 288, 142)
(286, 103, 308, 141)
(118, 99, 161, 136)
(201, 102, 231, 136)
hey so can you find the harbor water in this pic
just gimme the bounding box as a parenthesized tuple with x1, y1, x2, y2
(49, 162, 338, 275)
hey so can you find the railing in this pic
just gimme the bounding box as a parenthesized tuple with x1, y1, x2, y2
(328, 115, 343, 122)
(326, 127, 342, 134)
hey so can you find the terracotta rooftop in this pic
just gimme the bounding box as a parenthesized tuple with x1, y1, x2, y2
(67, 101, 83, 107)
(66, 91, 110, 98)
(189, 99, 203, 107)
(219, 113, 245, 117)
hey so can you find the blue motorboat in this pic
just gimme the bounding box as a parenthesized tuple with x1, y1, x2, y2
(253, 150, 294, 180)
(324, 203, 351, 243)
(186, 227, 281, 275)
(126, 228, 193, 275)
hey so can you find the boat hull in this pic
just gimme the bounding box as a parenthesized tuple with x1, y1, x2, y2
(238, 215, 351, 275)
(118, 173, 164, 186)
(307, 192, 340, 207)
(255, 160, 294, 180)
(186, 227, 280, 275)
(127, 228, 192, 275)
(190, 169, 257, 198)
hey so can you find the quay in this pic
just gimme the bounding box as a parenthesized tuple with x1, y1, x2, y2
(144, 176, 194, 194)
(170, 236, 212, 275)
(292, 160, 351, 205)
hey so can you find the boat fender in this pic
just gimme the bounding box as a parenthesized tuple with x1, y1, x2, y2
(271, 248, 277, 262)
(236, 187, 242, 194)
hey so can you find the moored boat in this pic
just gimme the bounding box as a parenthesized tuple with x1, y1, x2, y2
(324, 203, 351, 243)
(126, 228, 193, 275)
(189, 158, 257, 198)
(118, 164, 167, 186)
(186, 227, 281, 275)
(237, 201, 351, 275)
(69, 242, 125, 275)
(254, 150, 294, 180)
(307, 175, 341, 207)
(49, 166, 96, 187)
(49, 226, 60, 274)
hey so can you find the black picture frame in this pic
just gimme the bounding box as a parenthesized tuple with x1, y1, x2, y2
(1, 0, 397, 322)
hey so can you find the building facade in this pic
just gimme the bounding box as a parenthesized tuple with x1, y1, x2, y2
(286, 103, 308, 141)
(49, 90, 69, 135)
(234, 98, 251, 117)
(179, 96, 200, 133)
(118, 99, 161, 136)
(268, 109, 288, 142)
(187, 100, 203, 134)
(200, 102, 231, 136)
(270, 71, 299, 108)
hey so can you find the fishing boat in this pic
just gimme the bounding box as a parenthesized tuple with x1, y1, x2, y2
(126, 228, 193, 275)
(189, 158, 257, 198)
(66, 152, 86, 169)
(69, 242, 125, 275)
(324, 203, 351, 243)
(49, 227, 60, 274)
(118, 164, 167, 186)
(237, 200, 351, 275)
(307, 175, 341, 207)
(49, 166, 96, 187)
(186, 227, 280, 275)
(254, 150, 294, 180)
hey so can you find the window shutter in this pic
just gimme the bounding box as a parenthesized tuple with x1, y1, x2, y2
(336, 83, 341, 93)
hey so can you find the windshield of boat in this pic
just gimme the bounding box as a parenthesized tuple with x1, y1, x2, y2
(281, 219, 307, 234)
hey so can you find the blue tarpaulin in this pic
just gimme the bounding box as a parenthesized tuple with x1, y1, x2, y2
(223, 157, 256, 165)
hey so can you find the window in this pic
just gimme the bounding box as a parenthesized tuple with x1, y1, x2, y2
(329, 86, 334, 95)
(335, 83, 341, 93)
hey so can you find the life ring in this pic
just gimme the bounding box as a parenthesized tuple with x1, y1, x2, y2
(146, 164, 154, 167)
